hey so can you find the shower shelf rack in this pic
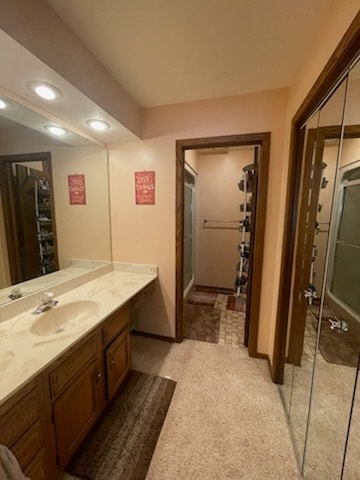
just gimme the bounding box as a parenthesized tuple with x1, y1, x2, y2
(235, 164, 254, 296)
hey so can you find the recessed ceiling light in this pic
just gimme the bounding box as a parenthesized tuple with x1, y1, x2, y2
(0, 98, 8, 109)
(86, 119, 111, 131)
(44, 125, 69, 136)
(26, 81, 63, 101)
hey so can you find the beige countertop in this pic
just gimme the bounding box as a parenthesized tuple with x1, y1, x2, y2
(0, 264, 157, 406)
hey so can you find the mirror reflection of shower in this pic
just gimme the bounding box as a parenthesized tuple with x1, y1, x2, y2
(326, 160, 360, 326)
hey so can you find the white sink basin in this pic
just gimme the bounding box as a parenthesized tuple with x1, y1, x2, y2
(31, 300, 98, 336)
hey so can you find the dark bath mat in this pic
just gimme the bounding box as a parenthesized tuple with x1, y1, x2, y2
(226, 295, 246, 312)
(187, 290, 217, 307)
(312, 319, 360, 368)
(67, 370, 176, 480)
(183, 303, 221, 343)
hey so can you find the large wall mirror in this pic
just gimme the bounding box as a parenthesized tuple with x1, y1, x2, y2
(278, 51, 360, 479)
(0, 95, 111, 306)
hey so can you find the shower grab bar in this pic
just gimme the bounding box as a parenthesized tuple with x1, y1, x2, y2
(203, 219, 240, 230)
(335, 240, 360, 249)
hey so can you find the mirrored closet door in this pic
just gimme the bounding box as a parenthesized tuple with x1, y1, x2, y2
(280, 56, 360, 480)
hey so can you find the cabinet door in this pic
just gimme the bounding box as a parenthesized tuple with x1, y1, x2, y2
(23, 448, 47, 480)
(53, 359, 105, 469)
(106, 328, 130, 401)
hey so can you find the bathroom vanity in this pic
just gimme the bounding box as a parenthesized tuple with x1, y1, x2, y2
(0, 263, 157, 479)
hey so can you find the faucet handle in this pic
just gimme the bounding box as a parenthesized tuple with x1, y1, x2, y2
(42, 292, 55, 303)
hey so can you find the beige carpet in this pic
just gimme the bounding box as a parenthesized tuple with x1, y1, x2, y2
(64, 337, 301, 480)
(281, 312, 360, 480)
(130, 336, 301, 480)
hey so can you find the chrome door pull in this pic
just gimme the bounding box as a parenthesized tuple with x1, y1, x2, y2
(303, 287, 317, 305)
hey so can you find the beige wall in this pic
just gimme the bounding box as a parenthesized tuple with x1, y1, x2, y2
(185, 150, 198, 173)
(0, 126, 111, 278)
(51, 145, 111, 267)
(340, 137, 360, 168)
(195, 149, 254, 289)
(109, 87, 288, 351)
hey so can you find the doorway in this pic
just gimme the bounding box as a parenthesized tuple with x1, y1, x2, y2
(0, 152, 58, 285)
(176, 133, 270, 357)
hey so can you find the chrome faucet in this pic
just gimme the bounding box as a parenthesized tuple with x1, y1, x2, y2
(32, 292, 59, 315)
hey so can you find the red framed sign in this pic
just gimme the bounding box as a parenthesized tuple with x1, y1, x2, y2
(135, 171, 155, 205)
(68, 174, 86, 205)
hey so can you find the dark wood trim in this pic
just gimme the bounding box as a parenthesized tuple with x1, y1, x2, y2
(131, 330, 176, 342)
(246, 139, 270, 356)
(176, 132, 271, 357)
(0, 152, 58, 284)
(272, 12, 360, 384)
(287, 128, 326, 365)
(252, 352, 269, 360)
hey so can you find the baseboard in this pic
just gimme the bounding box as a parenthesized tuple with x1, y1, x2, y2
(248, 351, 275, 382)
(132, 330, 176, 342)
(195, 284, 235, 294)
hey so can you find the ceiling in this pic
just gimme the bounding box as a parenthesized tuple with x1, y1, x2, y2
(46, 0, 336, 108)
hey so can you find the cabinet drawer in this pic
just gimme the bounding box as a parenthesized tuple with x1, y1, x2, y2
(12, 419, 43, 470)
(102, 304, 129, 347)
(23, 447, 47, 480)
(0, 384, 39, 447)
(131, 281, 155, 311)
(50, 334, 98, 398)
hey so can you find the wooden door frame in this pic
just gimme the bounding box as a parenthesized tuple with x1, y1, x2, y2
(176, 132, 270, 357)
(0, 152, 58, 284)
(272, 12, 360, 383)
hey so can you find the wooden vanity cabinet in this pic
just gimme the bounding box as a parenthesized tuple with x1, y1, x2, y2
(49, 304, 131, 469)
(48, 334, 106, 470)
(102, 303, 131, 401)
(0, 298, 142, 477)
(106, 327, 130, 401)
(131, 280, 155, 311)
(0, 378, 51, 479)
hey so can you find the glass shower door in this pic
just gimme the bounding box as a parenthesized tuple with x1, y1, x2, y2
(184, 175, 195, 291)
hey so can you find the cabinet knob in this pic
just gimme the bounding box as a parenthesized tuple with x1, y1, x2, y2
(111, 358, 116, 367)
(95, 371, 102, 382)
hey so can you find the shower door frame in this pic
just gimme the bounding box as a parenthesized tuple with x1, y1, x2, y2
(326, 157, 360, 325)
(183, 166, 196, 296)
(175, 132, 270, 357)
(273, 11, 360, 383)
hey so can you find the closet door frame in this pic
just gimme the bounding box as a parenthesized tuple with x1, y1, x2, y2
(273, 12, 360, 383)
